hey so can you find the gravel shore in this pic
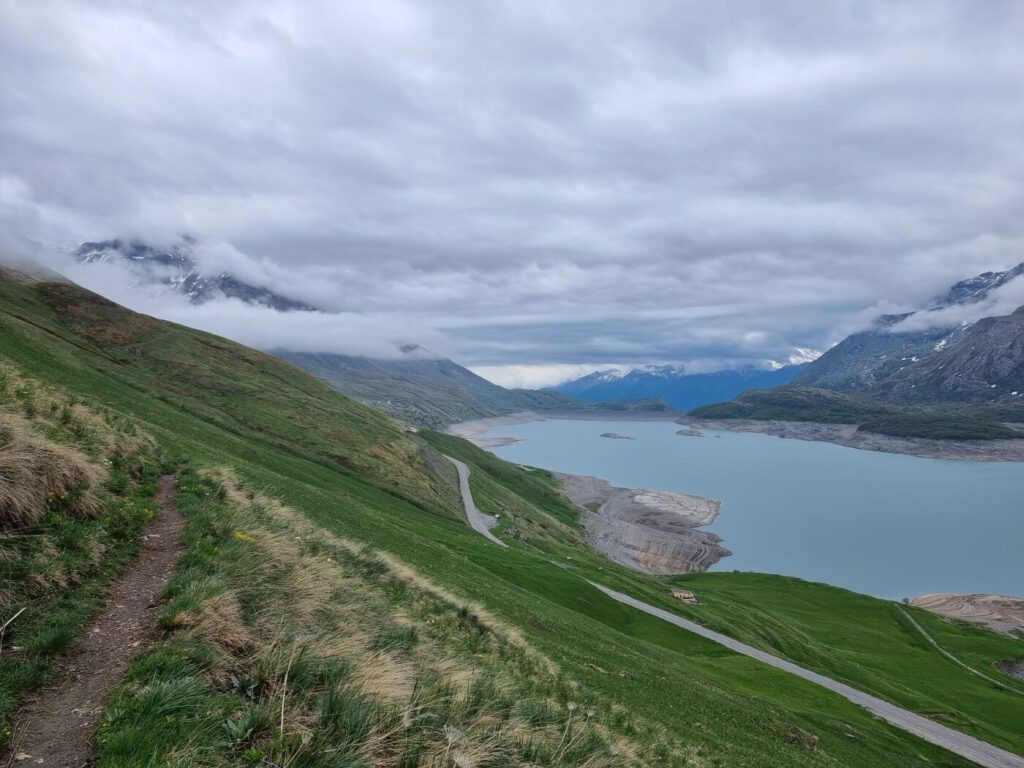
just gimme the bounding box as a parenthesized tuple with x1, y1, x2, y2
(679, 417, 1024, 462)
(555, 472, 730, 574)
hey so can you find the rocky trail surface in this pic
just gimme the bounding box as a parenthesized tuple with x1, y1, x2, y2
(4, 475, 185, 768)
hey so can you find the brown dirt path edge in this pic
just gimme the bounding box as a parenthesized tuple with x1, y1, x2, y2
(4, 475, 185, 768)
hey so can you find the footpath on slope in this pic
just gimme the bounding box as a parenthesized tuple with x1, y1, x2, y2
(592, 582, 1024, 768)
(897, 605, 1024, 696)
(444, 455, 508, 548)
(4, 475, 185, 768)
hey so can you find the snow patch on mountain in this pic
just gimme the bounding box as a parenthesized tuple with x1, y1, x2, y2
(887, 262, 1024, 335)
(73, 237, 315, 312)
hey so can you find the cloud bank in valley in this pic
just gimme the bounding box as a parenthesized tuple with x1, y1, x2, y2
(52, 255, 451, 360)
(2, 1, 1024, 384)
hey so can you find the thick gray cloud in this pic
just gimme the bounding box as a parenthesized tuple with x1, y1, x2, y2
(2, 1, 1023, 386)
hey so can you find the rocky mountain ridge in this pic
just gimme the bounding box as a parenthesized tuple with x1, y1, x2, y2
(796, 263, 1024, 403)
(75, 238, 314, 311)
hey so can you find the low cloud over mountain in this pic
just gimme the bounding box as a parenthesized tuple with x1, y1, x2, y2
(4, 2, 1024, 375)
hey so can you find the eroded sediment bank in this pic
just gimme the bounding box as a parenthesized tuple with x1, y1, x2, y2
(910, 593, 1024, 636)
(555, 472, 729, 574)
(445, 413, 730, 574)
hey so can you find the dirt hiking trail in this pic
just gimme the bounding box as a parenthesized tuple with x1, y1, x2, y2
(4, 474, 184, 767)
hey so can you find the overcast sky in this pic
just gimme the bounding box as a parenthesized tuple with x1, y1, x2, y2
(3, 1, 1024, 387)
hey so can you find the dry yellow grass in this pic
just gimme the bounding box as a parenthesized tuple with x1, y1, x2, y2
(0, 360, 155, 458)
(0, 360, 158, 530)
(0, 413, 103, 527)
(352, 651, 416, 702)
(206, 466, 537, 658)
(180, 468, 665, 767)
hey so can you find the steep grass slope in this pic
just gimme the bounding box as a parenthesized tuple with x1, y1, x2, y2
(1, 268, 1020, 765)
(0, 360, 163, 731)
(669, 572, 1024, 754)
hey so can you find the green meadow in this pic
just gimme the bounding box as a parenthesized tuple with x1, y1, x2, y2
(2, 270, 1021, 766)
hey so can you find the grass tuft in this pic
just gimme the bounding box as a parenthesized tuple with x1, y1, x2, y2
(97, 467, 664, 767)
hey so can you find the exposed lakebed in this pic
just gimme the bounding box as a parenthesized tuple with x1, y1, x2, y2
(478, 417, 1024, 600)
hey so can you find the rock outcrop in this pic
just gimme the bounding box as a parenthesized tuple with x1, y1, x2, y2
(796, 262, 1024, 404)
(556, 473, 729, 574)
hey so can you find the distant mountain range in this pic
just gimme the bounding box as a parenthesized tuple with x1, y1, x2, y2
(72, 240, 672, 427)
(691, 263, 1024, 440)
(74, 238, 314, 311)
(552, 364, 807, 411)
(279, 349, 672, 429)
(795, 262, 1024, 404)
(79, 239, 1022, 429)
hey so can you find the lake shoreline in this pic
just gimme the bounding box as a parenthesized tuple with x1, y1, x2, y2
(447, 411, 1024, 462)
(444, 410, 675, 448)
(451, 414, 1023, 598)
(555, 471, 730, 574)
(909, 593, 1024, 635)
(679, 417, 1024, 462)
(446, 412, 731, 575)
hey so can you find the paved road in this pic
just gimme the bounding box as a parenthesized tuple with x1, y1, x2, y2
(591, 582, 1024, 768)
(444, 455, 508, 548)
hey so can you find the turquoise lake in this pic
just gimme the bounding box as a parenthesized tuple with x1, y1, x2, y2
(484, 418, 1024, 599)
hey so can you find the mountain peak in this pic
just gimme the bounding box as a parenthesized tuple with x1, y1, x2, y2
(73, 238, 315, 312)
(797, 262, 1024, 399)
(939, 262, 1024, 307)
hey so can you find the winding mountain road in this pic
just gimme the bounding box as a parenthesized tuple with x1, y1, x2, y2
(444, 456, 1022, 767)
(444, 455, 508, 548)
(591, 583, 1024, 768)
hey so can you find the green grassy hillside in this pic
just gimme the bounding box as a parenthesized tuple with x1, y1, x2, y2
(668, 573, 1024, 752)
(0, 362, 163, 726)
(2, 268, 1021, 765)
